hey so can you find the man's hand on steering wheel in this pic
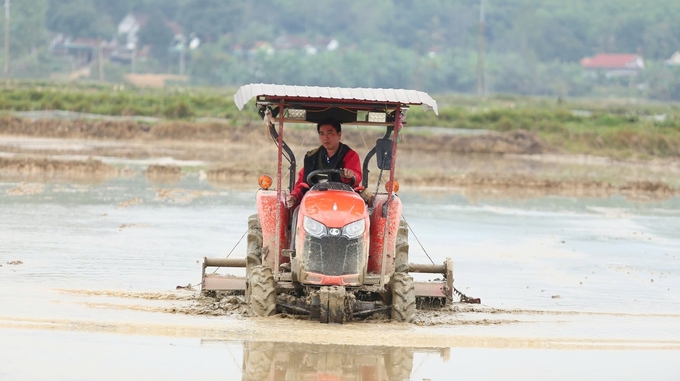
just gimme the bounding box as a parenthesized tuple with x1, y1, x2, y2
(306, 169, 356, 185)
(341, 168, 354, 180)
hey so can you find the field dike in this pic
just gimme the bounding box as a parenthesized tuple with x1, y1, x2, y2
(0, 157, 121, 180)
(1, 116, 679, 198)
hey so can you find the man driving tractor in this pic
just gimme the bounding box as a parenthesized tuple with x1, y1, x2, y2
(285, 118, 362, 209)
(200, 83, 462, 324)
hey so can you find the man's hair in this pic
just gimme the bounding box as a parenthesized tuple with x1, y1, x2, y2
(317, 118, 342, 133)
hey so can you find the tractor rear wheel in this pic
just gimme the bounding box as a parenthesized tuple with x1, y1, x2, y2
(248, 265, 277, 317)
(394, 219, 409, 273)
(391, 272, 416, 323)
(245, 214, 263, 303)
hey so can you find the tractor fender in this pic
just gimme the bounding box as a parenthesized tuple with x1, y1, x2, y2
(367, 194, 402, 275)
(256, 190, 290, 270)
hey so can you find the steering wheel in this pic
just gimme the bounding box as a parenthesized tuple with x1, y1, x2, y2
(306, 169, 356, 185)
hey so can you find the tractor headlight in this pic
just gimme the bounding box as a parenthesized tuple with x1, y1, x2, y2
(304, 216, 327, 238)
(342, 219, 365, 239)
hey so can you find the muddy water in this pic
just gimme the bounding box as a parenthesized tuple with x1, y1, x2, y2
(1, 176, 679, 380)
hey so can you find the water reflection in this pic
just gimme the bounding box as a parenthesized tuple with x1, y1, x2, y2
(211, 340, 448, 381)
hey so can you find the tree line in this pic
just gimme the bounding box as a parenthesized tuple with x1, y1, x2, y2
(2, 0, 680, 99)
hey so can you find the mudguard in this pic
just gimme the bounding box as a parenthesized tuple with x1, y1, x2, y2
(256, 190, 290, 270)
(367, 194, 402, 275)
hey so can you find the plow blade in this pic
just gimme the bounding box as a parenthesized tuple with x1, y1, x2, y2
(201, 257, 469, 305)
(201, 257, 247, 292)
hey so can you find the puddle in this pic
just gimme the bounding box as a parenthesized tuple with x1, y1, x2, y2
(0, 330, 678, 381)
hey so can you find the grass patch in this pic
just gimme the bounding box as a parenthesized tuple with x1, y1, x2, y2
(1, 80, 680, 158)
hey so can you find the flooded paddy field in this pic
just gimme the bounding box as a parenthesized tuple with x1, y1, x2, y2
(2, 125, 680, 380)
(1, 174, 679, 380)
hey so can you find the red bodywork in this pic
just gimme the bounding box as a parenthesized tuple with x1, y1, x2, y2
(367, 194, 402, 275)
(256, 190, 290, 270)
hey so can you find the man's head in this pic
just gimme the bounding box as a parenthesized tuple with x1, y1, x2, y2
(317, 119, 342, 153)
(316, 118, 342, 134)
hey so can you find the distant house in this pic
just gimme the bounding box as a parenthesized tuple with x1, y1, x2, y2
(118, 14, 148, 51)
(665, 51, 680, 66)
(113, 13, 183, 64)
(49, 34, 114, 67)
(580, 54, 645, 77)
(117, 14, 183, 51)
(271, 35, 340, 55)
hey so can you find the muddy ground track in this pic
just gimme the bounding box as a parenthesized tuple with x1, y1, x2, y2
(55, 289, 680, 328)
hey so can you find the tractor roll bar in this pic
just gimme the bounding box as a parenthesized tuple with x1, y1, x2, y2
(268, 123, 296, 192)
(361, 126, 393, 189)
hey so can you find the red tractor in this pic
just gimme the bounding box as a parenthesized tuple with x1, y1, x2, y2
(202, 84, 455, 323)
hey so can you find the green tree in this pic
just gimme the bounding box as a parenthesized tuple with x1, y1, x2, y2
(1, 0, 48, 55)
(178, 0, 245, 42)
(47, 0, 113, 38)
(92, 0, 132, 25)
(642, 23, 680, 60)
(614, 16, 646, 54)
(137, 9, 175, 64)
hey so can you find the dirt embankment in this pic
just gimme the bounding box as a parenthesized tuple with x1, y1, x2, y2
(0, 116, 547, 155)
(1, 116, 679, 198)
(145, 164, 182, 182)
(0, 157, 120, 180)
(399, 130, 547, 155)
(0, 116, 260, 141)
(403, 173, 678, 199)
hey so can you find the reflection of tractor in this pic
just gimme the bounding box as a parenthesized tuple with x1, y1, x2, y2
(240, 341, 450, 381)
(202, 84, 458, 323)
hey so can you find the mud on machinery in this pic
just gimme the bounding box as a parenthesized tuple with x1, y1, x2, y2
(201, 84, 475, 323)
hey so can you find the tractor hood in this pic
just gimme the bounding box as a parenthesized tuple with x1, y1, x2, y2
(301, 190, 366, 227)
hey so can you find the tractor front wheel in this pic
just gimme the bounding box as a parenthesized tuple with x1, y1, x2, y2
(248, 265, 277, 317)
(394, 219, 409, 273)
(391, 272, 416, 323)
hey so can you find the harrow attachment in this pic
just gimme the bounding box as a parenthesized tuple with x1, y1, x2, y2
(200, 257, 477, 323)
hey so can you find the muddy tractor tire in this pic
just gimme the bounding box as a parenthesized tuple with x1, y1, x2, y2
(394, 219, 409, 273)
(245, 214, 263, 303)
(390, 272, 416, 323)
(248, 265, 277, 317)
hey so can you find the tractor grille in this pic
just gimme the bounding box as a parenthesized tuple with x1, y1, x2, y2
(303, 236, 363, 276)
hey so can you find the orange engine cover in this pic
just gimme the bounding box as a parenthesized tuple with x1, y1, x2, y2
(301, 189, 366, 228)
(295, 189, 369, 286)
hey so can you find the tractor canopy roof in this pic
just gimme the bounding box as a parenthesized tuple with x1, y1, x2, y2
(234, 83, 438, 126)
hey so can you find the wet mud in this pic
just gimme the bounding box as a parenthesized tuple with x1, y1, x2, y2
(49, 289, 680, 330)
